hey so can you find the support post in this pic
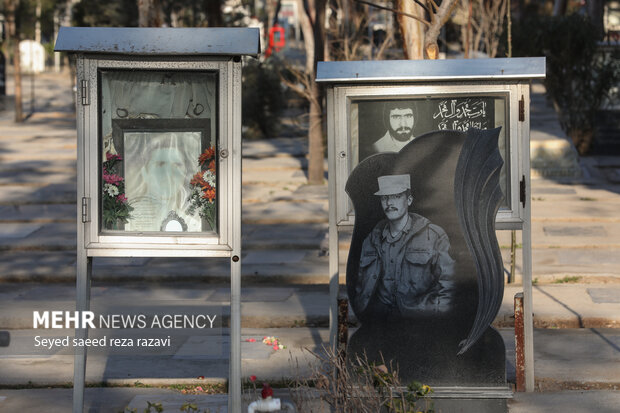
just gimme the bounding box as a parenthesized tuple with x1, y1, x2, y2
(73, 254, 91, 413)
(514, 292, 525, 391)
(228, 58, 242, 413)
(521, 85, 535, 392)
(326, 88, 339, 351)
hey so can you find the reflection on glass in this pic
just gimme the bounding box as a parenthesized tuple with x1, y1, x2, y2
(351, 96, 510, 208)
(124, 131, 203, 232)
(99, 70, 218, 233)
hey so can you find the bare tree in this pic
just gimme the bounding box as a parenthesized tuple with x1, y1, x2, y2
(456, 0, 509, 58)
(357, 0, 459, 59)
(138, 0, 163, 27)
(206, 0, 224, 27)
(5, 0, 23, 122)
(325, 0, 396, 61)
(295, 0, 327, 185)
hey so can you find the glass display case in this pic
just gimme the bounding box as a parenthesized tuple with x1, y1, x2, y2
(318, 58, 546, 228)
(99, 70, 218, 234)
(54, 27, 258, 256)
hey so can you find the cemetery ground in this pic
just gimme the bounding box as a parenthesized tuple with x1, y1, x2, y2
(0, 71, 619, 412)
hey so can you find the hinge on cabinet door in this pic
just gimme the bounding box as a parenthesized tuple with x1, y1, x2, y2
(518, 95, 525, 122)
(81, 80, 89, 105)
(81, 197, 91, 223)
(520, 176, 526, 208)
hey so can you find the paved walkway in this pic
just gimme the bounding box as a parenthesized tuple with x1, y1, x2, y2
(1, 71, 620, 412)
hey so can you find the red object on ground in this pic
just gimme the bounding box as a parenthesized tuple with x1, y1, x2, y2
(261, 382, 274, 399)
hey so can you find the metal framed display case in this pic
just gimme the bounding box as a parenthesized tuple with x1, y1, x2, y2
(317, 57, 545, 393)
(55, 27, 259, 413)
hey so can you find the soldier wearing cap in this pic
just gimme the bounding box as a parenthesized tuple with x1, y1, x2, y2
(355, 174, 455, 319)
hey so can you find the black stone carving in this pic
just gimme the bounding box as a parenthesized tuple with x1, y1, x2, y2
(455, 127, 505, 354)
(345, 128, 505, 385)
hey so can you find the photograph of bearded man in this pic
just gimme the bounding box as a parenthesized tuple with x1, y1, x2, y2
(372, 101, 417, 153)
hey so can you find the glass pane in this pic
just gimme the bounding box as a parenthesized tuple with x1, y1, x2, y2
(350, 96, 510, 209)
(99, 70, 218, 233)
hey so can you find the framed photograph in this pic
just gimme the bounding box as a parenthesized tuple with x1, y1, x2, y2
(101, 118, 216, 234)
(353, 97, 497, 162)
(338, 89, 515, 226)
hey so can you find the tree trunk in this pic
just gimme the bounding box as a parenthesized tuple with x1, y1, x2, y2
(138, 0, 162, 27)
(206, 0, 223, 27)
(587, 0, 605, 39)
(396, 0, 425, 59)
(298, 0, 326, 185)
(552, 0, 568, 16)
(6, 0, 23, 122)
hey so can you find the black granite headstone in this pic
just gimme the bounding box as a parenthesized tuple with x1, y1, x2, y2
(345, 128, 506, 387)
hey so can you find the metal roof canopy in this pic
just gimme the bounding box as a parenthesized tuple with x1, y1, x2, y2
(316, 57, 546, 83)
(54, 27, 260, 56)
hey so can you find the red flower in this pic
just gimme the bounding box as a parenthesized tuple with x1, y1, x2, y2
(106, 152, 122, 161)
(117, 194, 128, 204)
(103, 172, 123, 185)
(190, 172, 206, 187)
(261, 383, 273, 399)
(202, 188, 216, 202)
(199, 147, 216, 166)
(250, 375, 257, 382)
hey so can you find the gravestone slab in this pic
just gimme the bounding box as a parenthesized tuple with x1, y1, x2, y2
(543, 226, 607, 237)
(243, 251, 306, 265)
(173, 335, 227, 360)
(93, 257, 150, 267)
(558, 249, 620, 266)
(0, 223, 41, 239)
(531, 187, 577, 195)
(587, 288, 620, 304)
(208, 287, 294, 303)
(345, 129, 506, 387)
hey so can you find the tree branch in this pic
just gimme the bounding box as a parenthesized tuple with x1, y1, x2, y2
(354, 0, 430, 27)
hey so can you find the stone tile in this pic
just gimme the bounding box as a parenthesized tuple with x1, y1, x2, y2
(243, 251, 306, 265)
(543, 225, 607, 237)
(557, 249, 620, 266)
(0, 204, 75, 222)
(241, 336, 273, 360)
(209, 287, 294, 303)
(173, 335, 227, 360)
(531, 186, 577, 195)
(0, 223, 42, 239)
(93, 257, 150, 267)
(588, 288, 620, 304)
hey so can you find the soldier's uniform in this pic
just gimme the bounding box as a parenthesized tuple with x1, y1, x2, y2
(355, 212, 454, 318)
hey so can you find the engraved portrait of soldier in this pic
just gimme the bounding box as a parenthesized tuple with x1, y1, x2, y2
(354, 174, 455, 320)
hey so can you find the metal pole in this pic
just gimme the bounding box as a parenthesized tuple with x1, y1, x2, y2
(514, 292, 525, 391)
(521, 86, 535, 392)
(228, 58, 242, 413)
(326, 89, 339, 351)
(73, 255, 91, 413)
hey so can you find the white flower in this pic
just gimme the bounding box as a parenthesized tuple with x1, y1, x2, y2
(105, 183, 119, 197)
(202, 170, 216, 187)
